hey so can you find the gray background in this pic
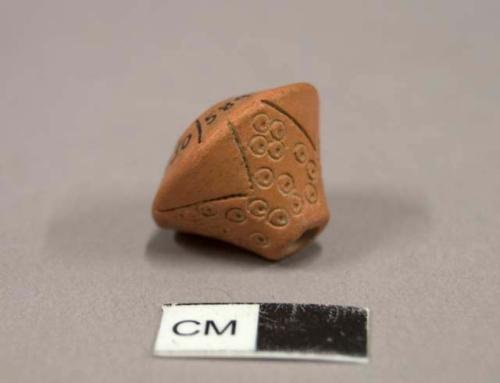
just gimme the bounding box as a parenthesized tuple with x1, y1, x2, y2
(1, 1, 499, 382)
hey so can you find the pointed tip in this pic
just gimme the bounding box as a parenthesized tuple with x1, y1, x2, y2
(256, 82, 320, 151)
(260, 82, 318, 98)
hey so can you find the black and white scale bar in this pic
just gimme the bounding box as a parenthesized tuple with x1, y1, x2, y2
(154, 303, 369, 362)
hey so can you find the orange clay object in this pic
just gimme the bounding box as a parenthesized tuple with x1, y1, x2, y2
(152, 83, 330, 260)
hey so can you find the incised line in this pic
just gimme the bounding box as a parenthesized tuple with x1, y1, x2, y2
(195, 119, 202, 143)
(228, 121, 254, 189)
(261, 99, 317, 151)
(157, 193, 248, 212)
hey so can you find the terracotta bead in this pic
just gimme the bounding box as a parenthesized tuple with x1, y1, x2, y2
(152, 83, 330, 260)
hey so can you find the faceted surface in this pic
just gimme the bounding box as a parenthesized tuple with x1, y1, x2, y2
(152, 83, 330, 260)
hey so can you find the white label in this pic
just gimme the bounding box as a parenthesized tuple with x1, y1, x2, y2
(154, 304, 260, 355)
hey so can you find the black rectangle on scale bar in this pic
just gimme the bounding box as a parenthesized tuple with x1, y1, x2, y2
(154, 303, 369, 363)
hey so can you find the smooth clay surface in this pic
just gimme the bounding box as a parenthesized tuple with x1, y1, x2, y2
(153, 83, 330, 260)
